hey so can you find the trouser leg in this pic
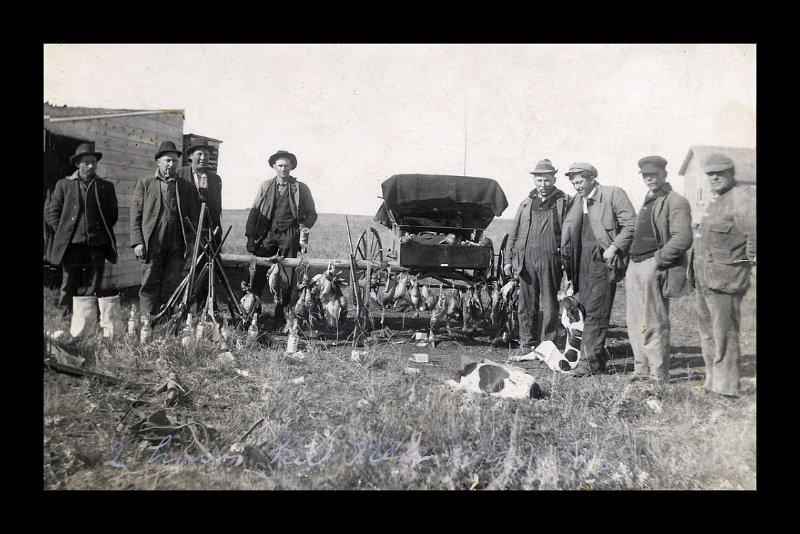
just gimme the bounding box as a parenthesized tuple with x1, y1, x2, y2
(160, 248, 188, 311)
(84, 247, 107, 297)
(626, 260, 649, 377)
(578, 256, 616, 371)
(639, 259, 671, 381)
(516, 265, 540, 347)
(140, 253, 165, 316)
(59, 244, 87, 309)
(694, 287, 716, 392)
(705, 289, 742, 396)
(537, 257, 562, 343)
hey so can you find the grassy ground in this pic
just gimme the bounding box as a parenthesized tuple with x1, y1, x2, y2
(43, 210, 756, 490)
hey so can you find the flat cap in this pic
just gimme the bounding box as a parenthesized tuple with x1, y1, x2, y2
(529, 159, 558, 175)
(638, 155, 667, 173)
(564, 162, 598, 178)
(703, 153, 734, 173)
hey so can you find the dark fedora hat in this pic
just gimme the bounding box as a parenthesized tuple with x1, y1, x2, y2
(530, 159, 558, 175)
(70, 142, 103, 165)
(268, 150, 297, 169)
(155, 140, 182, 161)
(185, 139, 213, 156)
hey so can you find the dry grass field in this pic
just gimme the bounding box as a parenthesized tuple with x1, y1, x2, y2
(42, 210, 756, 490)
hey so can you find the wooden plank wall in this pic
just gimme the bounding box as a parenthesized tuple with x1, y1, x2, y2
(44, 112, 184, 289)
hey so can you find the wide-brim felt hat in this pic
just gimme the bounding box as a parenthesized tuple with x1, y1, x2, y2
(70, 143, 103, 165)
(268, 150, 297, 169)
(530, 159, 558, 175)
(154, 141, 183, 160)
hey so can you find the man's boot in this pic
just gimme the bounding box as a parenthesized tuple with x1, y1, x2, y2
(70, 296, 99, 338)
(98, 295, 124, 339)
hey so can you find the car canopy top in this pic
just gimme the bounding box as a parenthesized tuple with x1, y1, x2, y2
(373, 174, 509, 230)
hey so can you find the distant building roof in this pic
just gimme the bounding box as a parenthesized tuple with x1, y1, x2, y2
(185, 133, 224, 143)
(678, 145, 756, 184)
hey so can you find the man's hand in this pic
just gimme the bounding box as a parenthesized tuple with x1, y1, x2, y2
(503, 264, 512, 278)
(246, 237, 256, 254)
(602, 245, 618, 263)
(133, 244, 146, 262)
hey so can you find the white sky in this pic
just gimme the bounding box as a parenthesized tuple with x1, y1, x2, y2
(43, 43, 756, 216)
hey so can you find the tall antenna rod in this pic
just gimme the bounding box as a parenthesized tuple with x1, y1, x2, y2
(462, 91, 467, 176)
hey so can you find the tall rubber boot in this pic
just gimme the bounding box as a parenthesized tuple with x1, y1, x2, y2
(70, 296, 98, 338)
(98, 295, 124, 339)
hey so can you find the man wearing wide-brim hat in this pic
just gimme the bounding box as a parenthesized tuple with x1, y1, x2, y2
(245, 150, 317, 324)
(45, 142, 119, 316)
(502, 159, 573, 348)
(688, 153, 756, 398)
(130, 140, 201, 317)
(625, 155, 693, 384)
(560, 161, 637, 377)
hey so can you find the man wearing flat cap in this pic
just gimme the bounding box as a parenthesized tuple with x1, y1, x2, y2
(245, 150, 317, 324)
(503, 159, 573, 348)
(689, 153, 756, 398)
(561, 162, 636, 377)
(177, 139, 224, 313)
(46, 143, 119, 316)
(130, 141, 201, 317)
(625, 156, 693, 384)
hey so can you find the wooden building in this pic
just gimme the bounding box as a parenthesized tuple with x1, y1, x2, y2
(43, 103, 185, 290)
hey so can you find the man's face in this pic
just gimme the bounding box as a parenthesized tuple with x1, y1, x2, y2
(190, 149, 210, 172)
(158, 153, 180, 177)
(706, 169, 735, 195)
(569, 173, 596, 195)
(77, 155, 97, 179)
(641, 170, 667, 193)
(273, 157, 293, 179)
(534, 173, 556, 196)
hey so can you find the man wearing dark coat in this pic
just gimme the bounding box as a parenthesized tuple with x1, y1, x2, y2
(46, 143, 118, 315)
(245, 150, 317, 322)
(177, 139, 223, 313)
(130, 141, 200, 317)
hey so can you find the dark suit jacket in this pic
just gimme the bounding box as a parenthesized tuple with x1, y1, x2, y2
(177, 166, 223, 232)
(130, 171, 200, 261)
(45, 171, 118, 265)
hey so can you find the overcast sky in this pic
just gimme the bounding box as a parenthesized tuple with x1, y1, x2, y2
(43, 43, 756, 217)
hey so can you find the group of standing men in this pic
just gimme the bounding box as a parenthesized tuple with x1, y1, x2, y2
(45, 141, 754, 398)
(504, 154, 755, 398)
(46, 141, 316, 327)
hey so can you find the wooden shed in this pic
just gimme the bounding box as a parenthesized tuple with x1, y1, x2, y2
(43, 103, 185, 290)
(183, 133, 223, 172)
(678, 145, 756, 225)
